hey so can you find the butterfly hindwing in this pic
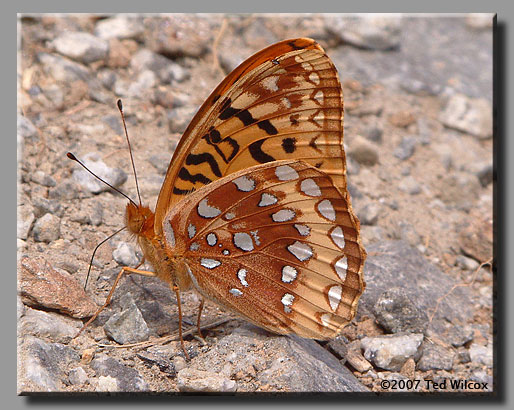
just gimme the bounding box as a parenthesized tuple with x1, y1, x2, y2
(163, 160, 365, 339)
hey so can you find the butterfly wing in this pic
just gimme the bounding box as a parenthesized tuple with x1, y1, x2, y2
(155, 38, 347, 235)
(163, 160, 366, 339)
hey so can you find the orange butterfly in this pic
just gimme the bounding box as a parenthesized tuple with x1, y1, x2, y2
(78, 38, 366, 357)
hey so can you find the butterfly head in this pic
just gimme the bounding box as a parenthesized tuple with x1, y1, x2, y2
(126, 202, 155, 237)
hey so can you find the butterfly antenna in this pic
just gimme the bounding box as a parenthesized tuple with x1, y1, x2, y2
(66, 152, 138, 208)
(117, 99, 142, 207)
(83, 227, 126, 290)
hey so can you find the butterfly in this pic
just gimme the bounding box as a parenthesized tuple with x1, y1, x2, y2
(79, 37, 366, 356)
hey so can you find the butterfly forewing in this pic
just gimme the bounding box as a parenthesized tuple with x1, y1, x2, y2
(163, 161, 365, 339)
(155, 38, 347, 233)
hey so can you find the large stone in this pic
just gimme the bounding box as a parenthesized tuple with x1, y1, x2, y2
(329, 14, 402, 50)
(71, 153, 127, 194)
(18, 256, 97, 319)
(359, 241, 474, 328)
(373, 288, 428, 334)
(361, 333, 424, 371)
(90, 354, 148, 392)
(177, 369, 237, 393)
(32, 213, 61, 243)
(52, 31, 109, 64)
(183, 324, 368, 392)
(439, 94, 492, 139)
(18, 336, 80, 393)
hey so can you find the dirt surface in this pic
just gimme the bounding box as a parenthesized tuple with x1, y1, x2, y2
(17, 14, 494, 394)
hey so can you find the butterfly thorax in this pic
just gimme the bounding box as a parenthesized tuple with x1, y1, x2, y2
(125, 202, 192, 290)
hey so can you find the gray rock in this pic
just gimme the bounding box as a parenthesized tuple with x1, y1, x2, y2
(32, 213, 61, 243)
(417, 343, 454, 371)
(70, 202, 104, 226)
(466, 161, 493, 187)
(17, 205, 35, 240)
(52, 31, 109, 64)
(360, 225, 385, 244)
(348, 136, 379, 166)
(114, 69, 157, 98)
(393, 136, 417, 160)
(394, 221, 422, 247)
(95, 15, 144, 40)
(136, 350, 175, 375)
(432, 143, 453, 170)
(346, 156, 360, 175)
(18, 307, 82, 343)
(373, 288, 428, 334)
(18, 336, 80, 393)
(101, 114, 123, 135)
(437, 172, 481, 210)
(439, 93, 492, 139)
(98, 69, 117, 90)
(346, 342, 373, 373)
(48, 179, 81, 200)
(329, 15, 402, 50)
(361, 333, 424, 371)
(41, 84, 66, 109)
(149, 153, 171, 175)
(363, 126, 383, 143)
(68, 367, 88, 386)
(72, 153, 127, 194)
(469, 343, 493, 367)
(326, 335, 349, 362)
(455, 255, 480, 271)
(18, 115, 38, 139)
(359, 241, 474, 328)
(131, 49, 189, 84)
(168, 106, 198, 134)
(455, 346, 471, 363)
(37, 52, 91, 82)
(96, 375, 119, 392)
(398, 176, 421, 195)
(359, 202, 381, 226)
(187, 324, 368, 392)
(104, 293, 150, 344)
(112, 242, 142, 267)
(90, 354, 148, 392)
(470, 370, 493, 391)
(447, 324, 474, 347)
(177, 368, 237, 393)
(31, 170, 56, 187)
(173, 355, 187, 372)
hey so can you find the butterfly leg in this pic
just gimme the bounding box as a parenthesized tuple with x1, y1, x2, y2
(196, 297, 205, 340)
(172, 285, 190, 360)
(75, 266, 156, 338)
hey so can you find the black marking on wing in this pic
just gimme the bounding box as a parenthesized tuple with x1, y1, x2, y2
(288, 40, 304, 50)
(236, 109, 257, 126)
(225, 136, 240, 162)
(258, 119, 278, 135)
(272, 58, 280, 65)
(173, 186, 196, 195)
(219, 105, 239, 121)
(282, 137, 296, 154)
(185, 153, 222, 178)
(249, 140, 276, 163)
(178, 167, 212, 185)
(209, 127, 222, 143)
(201, 129, 240, 164)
